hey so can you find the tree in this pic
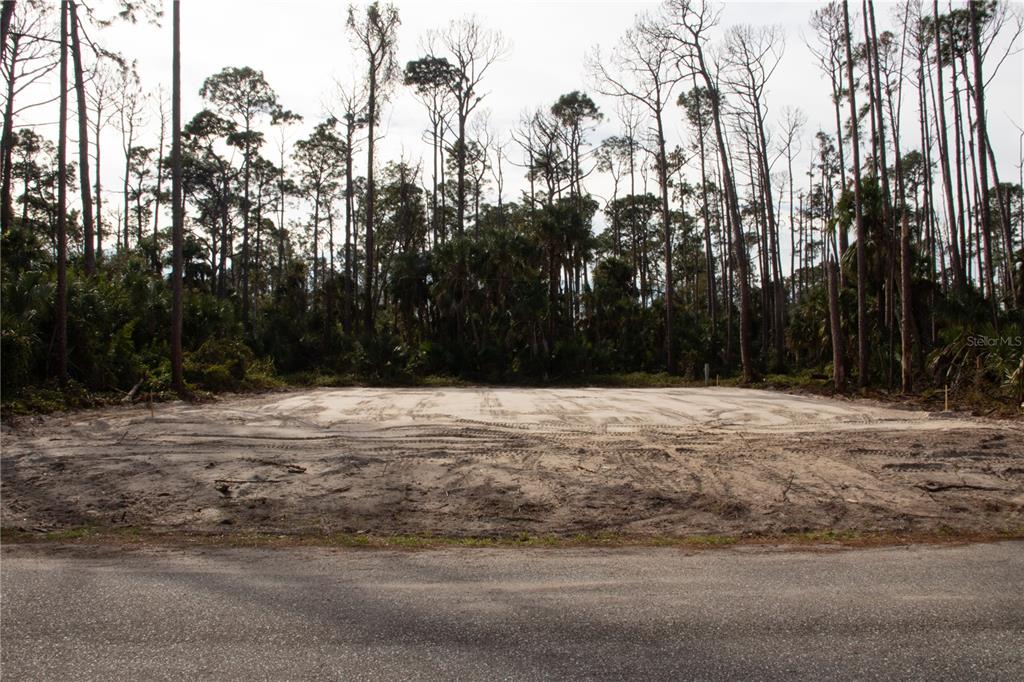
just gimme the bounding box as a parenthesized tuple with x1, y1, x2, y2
(151, 87, 168, 270)
(404, 53, 458, 244)
(55, 0, 68, 384)
(6, 0, 1024, 405)
(721, 22, 786, 369)
(969, 0, 996, 320)
(125, 145, 154, 244)
(116, 64, 145, 250)
(679, 85, 719, 333)
(200, 65, 285, 328)
(662, 0, 754, 383)
(589, 10, 684, 373)
(68, 0, 94, 273)
(809, 2, 850, 261)
(87, 58, 117, 262)
(269, 104, 301, 294)
(0, 1, 14, 63)
(181, 108, 237, 297)
(7, 127, 67, 242)
(1, 0, 56, 232)
(293, 118, 345, 300)
(347, 1, 400, 333)
(551, 91, 602, 200)
(931, 0, 967, 294)
(170, 0, 183, 394)
(827, 256, 846, 392)
(876, 2, 915, 392)
(331, 80, 366, 332)
(431, 16, 508, 235)
(843, 0, 870, 388)
(248, 153, 281, 306)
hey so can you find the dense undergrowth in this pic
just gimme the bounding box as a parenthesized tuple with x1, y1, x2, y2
(2, 217, 1022, 418)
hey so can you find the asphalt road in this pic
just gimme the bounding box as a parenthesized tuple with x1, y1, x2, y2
(2, 542, 1022, 680)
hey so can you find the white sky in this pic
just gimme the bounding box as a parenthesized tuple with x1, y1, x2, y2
(15, 1, 1024, 238)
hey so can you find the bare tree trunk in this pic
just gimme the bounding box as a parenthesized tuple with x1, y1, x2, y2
(456, 111, 466, 234)
(696, 107, 716, 332)
(431, 116, 439, 246)
(883, 1, 914, 390)
(218, 175, 228, 297)
(122, 127, 132, 251)
(985, 133, 1018, 307)
(94, 97, 103, 263)
(754, 117, 785, 370)
(787, 138, 796, 306)
(0, 0, 16, 231)
(311, 187, 320, 297)
(344, 121, 354, 333)
(798, 190, 805, 298)
(439, 129, 447, 243)
(655, 108, 674, 374)
(900, 211, 912, 392)
(918, 46, 937, 336)
(56, 0, 68, 384)
(1, 73, 14, 232)
(69, 1, 94, 274)
(827, 257, 846, 392)
(831, 65, 849, 260)
(364, 67, 377, 333)
(241, 124, 251, 329)
(254, 178, 263, 308)
(719, 169, 733, 366)
(866, 0, 895, 390)
(932, 0, 966, 293)
(969, 0, 996, 320)
(0, 1, 14, 64)
(277, 139, 286, 290)
(707, 92, 752, 382)
(170, 0, 184, 394)
(867, 1, 892, 216)
(152, 94, 166, 271)
(951, 53, 969, 286)
(843, 0, 869, 388)
(326, 203, 335, 335)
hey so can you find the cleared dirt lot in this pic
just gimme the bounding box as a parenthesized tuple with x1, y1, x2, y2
(2, 387, 1022, 537)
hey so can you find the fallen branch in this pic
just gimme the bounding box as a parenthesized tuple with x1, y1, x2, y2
(916, 482, 1001, 493)
(780, 474, 795, 502)
(247, 458, 306, 474)
(214, 478, 284, 484)
(122, 378, 144, 403)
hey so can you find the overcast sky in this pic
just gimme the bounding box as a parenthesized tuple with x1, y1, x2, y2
(21, 1, 1024, 231)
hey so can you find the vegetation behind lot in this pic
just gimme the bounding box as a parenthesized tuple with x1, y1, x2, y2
(2, 0, 1022, 415)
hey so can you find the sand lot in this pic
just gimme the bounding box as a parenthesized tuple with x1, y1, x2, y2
(2, 387, 1022, 537)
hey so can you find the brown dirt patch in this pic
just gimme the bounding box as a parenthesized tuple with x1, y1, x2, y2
(3, 387, 1021, 538)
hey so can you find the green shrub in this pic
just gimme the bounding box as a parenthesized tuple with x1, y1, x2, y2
(184, 338, 256, 391)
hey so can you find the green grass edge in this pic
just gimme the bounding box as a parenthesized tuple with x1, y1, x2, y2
(3, 525, 1022, 551)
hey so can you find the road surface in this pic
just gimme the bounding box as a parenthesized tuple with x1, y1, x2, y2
(2, 541, 1022, 680)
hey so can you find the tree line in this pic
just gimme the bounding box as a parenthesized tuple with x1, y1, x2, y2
(1, 0, 1022, 404)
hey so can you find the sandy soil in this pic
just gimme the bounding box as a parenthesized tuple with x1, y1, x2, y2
(2, 387, 1022, 537)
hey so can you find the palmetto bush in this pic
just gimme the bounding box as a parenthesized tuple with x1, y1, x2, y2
(928, 320, 1024, 404)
